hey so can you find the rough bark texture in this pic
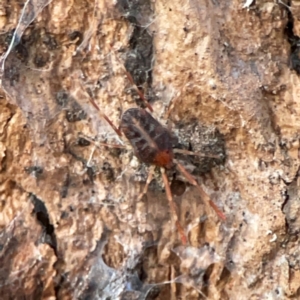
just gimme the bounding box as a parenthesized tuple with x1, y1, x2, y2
(1, 0, 300, 299)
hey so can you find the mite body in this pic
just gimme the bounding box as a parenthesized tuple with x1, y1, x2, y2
(120, 108, 174, 169)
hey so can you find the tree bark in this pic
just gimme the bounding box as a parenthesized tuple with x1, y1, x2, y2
(1, 0, 300, 299)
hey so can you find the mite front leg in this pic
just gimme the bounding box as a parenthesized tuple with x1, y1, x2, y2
(110, 45, 153, 112)
(70, 71, 123, 137)
(78, 133, 128, 150)
(161, 167, 188, 245)
(88, 97, 123, 137)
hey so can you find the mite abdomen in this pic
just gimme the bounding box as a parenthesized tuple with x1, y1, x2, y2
(120, 108, 174, 168)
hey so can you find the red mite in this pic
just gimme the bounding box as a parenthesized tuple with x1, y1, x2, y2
(86, 52, 225, 244)
(88, 98, 225, 244)
(119, 107, 226, 245)
(120, 108, 174, 169)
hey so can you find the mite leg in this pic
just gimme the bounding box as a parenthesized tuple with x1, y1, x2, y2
(161, 167, 188, 245)
(110, 45, 153, 112)
(137, 165, 154, 201)
(78, 133, 129, 150)
(173, 148, 221, 159)
(88, 97, 123, 137)
(175, 161, 226, 221)
(74, 134, 128, 176)
(70, 71, 122, 137)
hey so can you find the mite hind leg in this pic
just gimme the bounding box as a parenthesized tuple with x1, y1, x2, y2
(175, 161, 226, 221)
(161, 167, 188, 245)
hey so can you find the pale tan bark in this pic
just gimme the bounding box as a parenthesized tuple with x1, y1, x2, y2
(0, 0, 300, 299)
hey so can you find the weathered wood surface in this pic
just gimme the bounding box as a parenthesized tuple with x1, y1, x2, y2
(1, 0, 300, 299)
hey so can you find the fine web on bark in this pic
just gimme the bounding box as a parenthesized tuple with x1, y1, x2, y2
(0, 0, 231, 299)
